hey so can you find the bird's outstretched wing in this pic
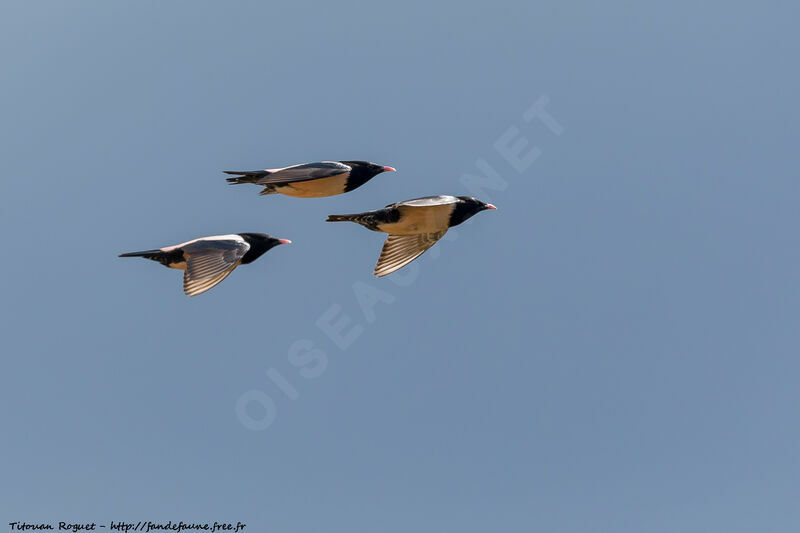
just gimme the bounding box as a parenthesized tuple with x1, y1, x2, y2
(181, 239, 250, 296)
(374, 231, 447, 277)
(385, 195, 459, 209)
(225, 161, 351, 185)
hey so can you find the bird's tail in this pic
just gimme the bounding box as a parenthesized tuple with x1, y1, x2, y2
(224, 170, 271, 185)
(326, 214, 364, 223)
(119, 249, 176, 268)
(119, 249, 162, 258)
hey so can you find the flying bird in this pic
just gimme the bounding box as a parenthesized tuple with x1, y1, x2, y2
(326, 195, 496, 277)
(119, 233, 291, 296)
(224, 161, 396, 198)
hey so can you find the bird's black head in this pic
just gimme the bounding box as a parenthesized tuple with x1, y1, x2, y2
(340, 161, 396, 192)
(237, 233, 291, 264)
(449, 196, 497, 227)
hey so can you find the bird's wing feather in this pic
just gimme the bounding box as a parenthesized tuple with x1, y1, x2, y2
(183, 269, 238, 297)
(181, 239, 250, 296)
(256, 161, 351, 185)
(373, 231, 447, 277)
(385, 195, 459, 209)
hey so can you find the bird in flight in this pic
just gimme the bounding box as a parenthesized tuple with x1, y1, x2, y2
(119, 233, 291, 296)
(326, 195, 496, 277)
(224, 160, 396, 198)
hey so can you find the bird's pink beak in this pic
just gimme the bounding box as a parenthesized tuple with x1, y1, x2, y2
(382, 166, 396, 172)
(278, 239, 292, 244)
(485, 204, 497, 210)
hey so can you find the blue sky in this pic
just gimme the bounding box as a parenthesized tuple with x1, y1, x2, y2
(2, 1, 800, 531)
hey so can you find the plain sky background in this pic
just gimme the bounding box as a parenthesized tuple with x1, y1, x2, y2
(2, 1, 799, 532)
